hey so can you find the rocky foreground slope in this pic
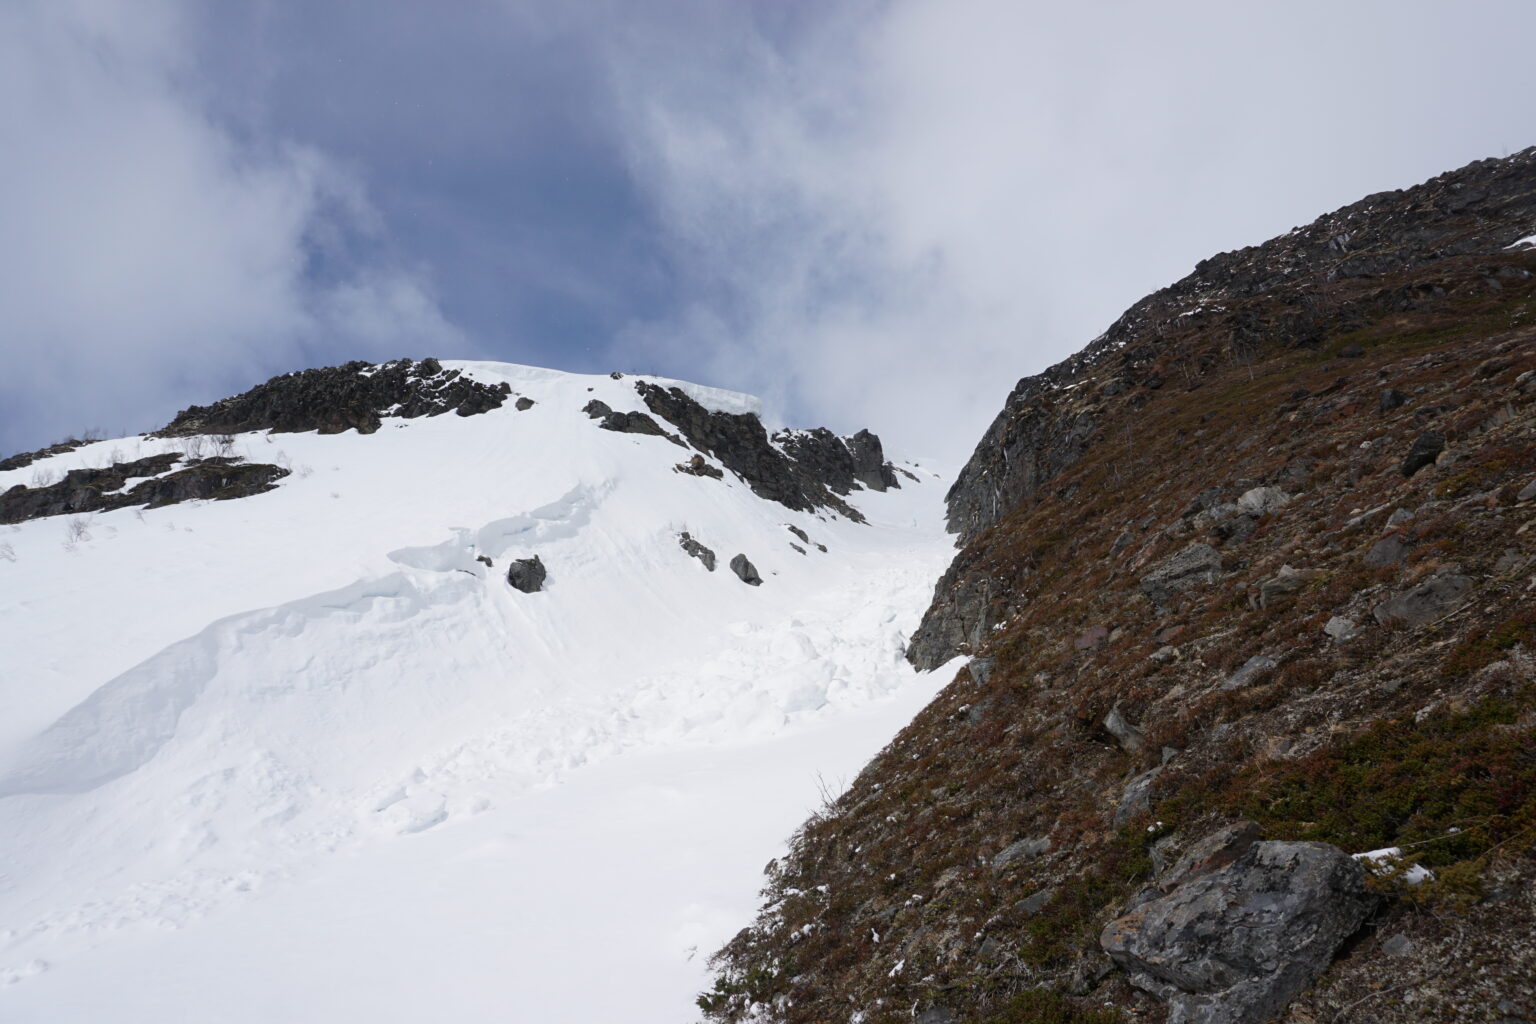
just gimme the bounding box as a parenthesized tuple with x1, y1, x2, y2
(701, 151, 1536, 1023)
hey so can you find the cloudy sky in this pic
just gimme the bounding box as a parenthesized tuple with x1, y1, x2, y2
(4, 0, 1535, 464)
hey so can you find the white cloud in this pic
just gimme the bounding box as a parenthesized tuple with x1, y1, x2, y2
(0, 0, 466, 451)
(604, 0, 1536, 466)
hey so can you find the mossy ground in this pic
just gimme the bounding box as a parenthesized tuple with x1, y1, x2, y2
(702, 242, 1536, 1024)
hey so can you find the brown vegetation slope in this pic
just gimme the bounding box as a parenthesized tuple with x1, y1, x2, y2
(700, 150, 1536, 1023)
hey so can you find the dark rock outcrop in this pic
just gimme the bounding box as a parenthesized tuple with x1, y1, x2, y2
(771, 427, 899, 494)
(674, 454, 725, 479)
(1399, 430, 1446, 477)
(583, 399, 612, 419)
(0, 439, 87, 473)
(679, 532, 717, 571)
(729, 553, 762, 586)
(506, 556, 548, 594)
(515, 396, 535, 411)
(635, 382, 867, 521)
(0, 454, 288, 524)
(597, 409, 684, 446)
(159, 357, 511, 437)
(1102, 838, 1375, 1024)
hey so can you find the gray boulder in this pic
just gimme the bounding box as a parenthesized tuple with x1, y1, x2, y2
(1324, 616, 1358, 640)
(1236, 487, 1290, 515)
(1113, 766, 1163, 827)
(1104, 706, 1145, 753)
(506, 555, 548, 593)
(991, 836, 1050, 871)
(1363, 533, 1412, 567)
(582, 399, 612, 419)
(1102, 839, 1375, 1024)
(1257, 565, 1312, 607)
(514, 396, 535, 411)
(1141, 543, 1223, 605)
(1372, 572, 1473, 627)
(729, 553, 762, 586)
(1399, 430, 1445, 477)
(1222, 654, 1277, 690)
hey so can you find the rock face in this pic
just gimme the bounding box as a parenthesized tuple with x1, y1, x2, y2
(635, 382, 868, 521)
(159, 357, 511, 436)
(597, 408, 684, 445)
(728, 553, 762, 586)
(506, 556, 548, 594)
(0, 454, 288, 524)
(913, 145, 1536, 668)
(771, 427, 899, 494)
(702, 148, 1536, 1024)
(1102, 838, 1375, 1024)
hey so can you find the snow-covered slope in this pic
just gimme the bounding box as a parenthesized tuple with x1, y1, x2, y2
(0, 362, 956, 1022)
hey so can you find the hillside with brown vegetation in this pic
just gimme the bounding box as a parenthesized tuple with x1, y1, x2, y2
(700, 150, 1536, 1024)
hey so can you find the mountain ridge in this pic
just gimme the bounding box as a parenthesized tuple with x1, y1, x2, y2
(701, 149, 1536, 1024)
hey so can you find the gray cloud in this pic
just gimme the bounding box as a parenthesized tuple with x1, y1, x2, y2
(0, 1, 466, 452)
(601, 0, 1536, 464)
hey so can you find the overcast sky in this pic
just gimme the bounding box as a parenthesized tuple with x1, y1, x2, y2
(4, 0, 1535, 465)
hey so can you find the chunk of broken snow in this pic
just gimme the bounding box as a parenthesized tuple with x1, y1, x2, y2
(1505, 233, 1536, 250)
(1352, 847, 1434, 884)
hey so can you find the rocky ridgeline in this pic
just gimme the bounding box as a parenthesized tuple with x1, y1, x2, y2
(701, 150, 1536, 1024)
(914, 146, 1536, 671)
(158, 357, 511, 436)
(0, 454, 288, 524)
(944, 146, 1536, 551)
(633, 381, 898, 522)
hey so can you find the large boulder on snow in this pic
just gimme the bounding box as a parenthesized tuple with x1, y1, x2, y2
(729, 553, 762, 586)
(506, 556, 548, 593)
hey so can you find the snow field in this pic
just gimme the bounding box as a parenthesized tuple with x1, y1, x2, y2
(0, 362, 957, 1021)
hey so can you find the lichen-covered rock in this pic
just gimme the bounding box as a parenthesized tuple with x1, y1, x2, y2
(159, 358, 510, 436)
(1372, 571, 1473, 626)
(1141, 543, 1223, 605)
(1102, 839, 1375, 1024)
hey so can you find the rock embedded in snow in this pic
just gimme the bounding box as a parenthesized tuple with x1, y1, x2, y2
(582, 398, 612, 419)
(515, 397, 535, 411)
(678, 532, 717, 572)
(729, 553, 762, 586)
(506, 555, 549, 593)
